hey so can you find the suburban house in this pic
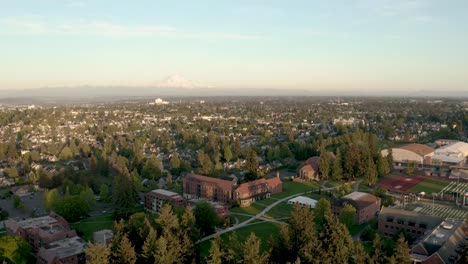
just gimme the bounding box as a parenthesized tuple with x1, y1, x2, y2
(297, 153, 336, 181)
(378, 207, 443, 240)
(183, 172, 282, 206)
(333, 192, 381, 225)
(410, 219, 465, 264)
(297, 156, 320, 180)
(144, 189, 185, 213)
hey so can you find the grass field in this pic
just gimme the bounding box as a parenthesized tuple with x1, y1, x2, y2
(265, 202, 292, 219)
(407, 178, 450, 194)
(272, 181, 320, 199)
(70, 213, 115, 241)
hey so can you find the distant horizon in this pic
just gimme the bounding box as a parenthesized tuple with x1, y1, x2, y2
(1, 1, 468, 92)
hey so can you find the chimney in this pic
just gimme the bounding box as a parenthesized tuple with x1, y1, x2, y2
(276, 172, 280, 179)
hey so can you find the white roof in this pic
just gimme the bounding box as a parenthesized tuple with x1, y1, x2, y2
(151, 189, 180, 197)
(433, 141, 468, 163)
(288, 196, 318, 208)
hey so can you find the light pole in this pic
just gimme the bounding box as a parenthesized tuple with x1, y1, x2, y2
(432, 192, 436, 215)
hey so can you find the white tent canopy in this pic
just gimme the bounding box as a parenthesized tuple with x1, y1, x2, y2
(288, 196, 317, 209)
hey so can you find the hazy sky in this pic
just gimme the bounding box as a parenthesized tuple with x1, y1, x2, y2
(1, 0, 467, 91)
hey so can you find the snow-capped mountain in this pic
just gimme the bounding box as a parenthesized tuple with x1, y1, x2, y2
(156, 74, 211, 89)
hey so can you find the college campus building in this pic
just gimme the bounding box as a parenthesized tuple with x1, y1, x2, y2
(410, 219, 466, 264)
(378, 207, 443, 240)
(144, 188, 185, 213)
(378, 207, 466, 264)
(183, 172, 282, 206)
(5, 213, 76, 252)
(381, 143, 435, 168)
(333, 192, 381, 225)
(297, 153, 336, 181)
(6, 213, 87, 264)
(37, 236, 87, 264)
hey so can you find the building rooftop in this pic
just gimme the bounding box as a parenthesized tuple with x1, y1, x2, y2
(400, 143, 435, 157)
(421, 219, 463, 254)
(39, 236, 86, 264)
(17, 215, 59, 229)
(379, 207, 443, 230)
(151, 189, 181, 197)
(93, 229, 114, 246)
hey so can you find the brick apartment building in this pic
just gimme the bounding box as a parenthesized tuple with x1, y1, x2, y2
(333, 192, 381, 225)
(144, 189, 185, 213)
(37, 236, 87, 264)
(5, 213, 76, 251)
(183, 172, 282, 206)
(378, 207, 443, 240)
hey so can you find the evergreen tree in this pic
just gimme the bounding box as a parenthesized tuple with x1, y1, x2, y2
(386, 148, 394, 171)
(99, 184, 109, 202)
(223, 143, 233, 162)
(393, 234, 412, 264)
(206, 236, 223, 264)
(332, 149, 343, 181)
(372, 234, 387, 264)
(366, 158, 378, 187)
(84, 242, 110, 264)
(245, 149, 259, 179)
(314, 198, 331, 231)
(319, 147, 331, 180)
(142, 155, 163, 180)
(354, 241, 371, 264)
(377, 153, 390, 177)
(243, 233, 269, 264)
(318, 211, 354, 264)
(339, 203, 356, 229)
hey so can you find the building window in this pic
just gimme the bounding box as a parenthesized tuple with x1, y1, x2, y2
(408, 221, 415, 227)
(397, 219, 405, 225)
(385, 225, 388, 228)
(387, 217, 394, 222)
(419, 223, 427, 229)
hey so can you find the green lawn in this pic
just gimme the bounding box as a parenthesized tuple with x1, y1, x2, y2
(265, 202, 292, 219)
(272, 181, 320, 199)
(230, 205, 262, 216)
(407, 178, 450, 194)
(70, 213, 115, 241)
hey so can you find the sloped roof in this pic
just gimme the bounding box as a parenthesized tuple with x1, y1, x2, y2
(185, 173, 236, 190)
(400, 143, 435, 157)
(337, 192, 380, 210)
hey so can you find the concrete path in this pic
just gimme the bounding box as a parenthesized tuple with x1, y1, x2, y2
(197, 183, 344, 244)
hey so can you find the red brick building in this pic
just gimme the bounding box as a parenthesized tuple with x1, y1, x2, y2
(183, 173, 237, 204)
(236, 174, 282, 206)
(410, 219, 465, 264)
(144, 189, 185, 213)
(333, 192, 381, 225)
(298, 157, 319, 180)
(37, 236, 87, 264)
(5, 213, 75, 251)
(183, 173, 282, 206)
(378, 207, 443, 240)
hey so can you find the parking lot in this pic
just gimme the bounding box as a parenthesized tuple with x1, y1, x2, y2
(0, 191, 47, 220)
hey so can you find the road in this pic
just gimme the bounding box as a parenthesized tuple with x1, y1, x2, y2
(197, 183, 344, 244)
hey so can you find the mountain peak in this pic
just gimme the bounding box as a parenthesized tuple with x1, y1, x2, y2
(156, 74, 211, 89)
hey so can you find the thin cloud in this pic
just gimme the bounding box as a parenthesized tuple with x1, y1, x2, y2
(0, 16, 259, 39)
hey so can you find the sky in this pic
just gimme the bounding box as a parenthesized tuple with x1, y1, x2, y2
(0, 0, 467, 92)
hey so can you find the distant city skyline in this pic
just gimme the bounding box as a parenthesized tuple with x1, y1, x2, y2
(1, 0, 467, 93)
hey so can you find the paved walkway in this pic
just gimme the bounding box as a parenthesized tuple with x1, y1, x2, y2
(197, 184, 343, 244)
